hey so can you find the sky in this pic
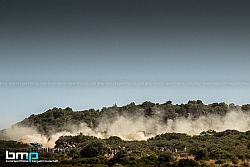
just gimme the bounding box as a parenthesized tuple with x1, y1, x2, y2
(1, 0, 250, 129)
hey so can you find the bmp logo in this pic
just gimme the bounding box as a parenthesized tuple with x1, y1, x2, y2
(6, 150, 38, 162)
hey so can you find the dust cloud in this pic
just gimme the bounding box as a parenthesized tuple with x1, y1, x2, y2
(2, 109, 250, 147)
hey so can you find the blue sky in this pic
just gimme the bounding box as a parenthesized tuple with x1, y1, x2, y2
(1, 0, 250, 129)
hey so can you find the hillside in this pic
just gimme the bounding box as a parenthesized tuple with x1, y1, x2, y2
(1, 100, 250, 143)
(2, 100, 250, 166)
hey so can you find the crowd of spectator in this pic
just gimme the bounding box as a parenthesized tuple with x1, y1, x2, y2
(31, 141, 78, 154)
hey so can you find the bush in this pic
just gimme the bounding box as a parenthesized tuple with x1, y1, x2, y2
(141, 154, 157, 164)
(80, 140, 108, 158)
(230, 156, 239, 164)
(86, 157, 100, 164)
(108, 136, 123, 141)
(112, 163, 124, 167)
(194, 149, 208, 160)
(108, 150, 130, 166)
(209, 148, 231, 160)
(215, 159, 226, 165)
(158, 152, 174, 162)
(178, 159, 200, 167)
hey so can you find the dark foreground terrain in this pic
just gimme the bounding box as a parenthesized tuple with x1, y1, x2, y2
(1, 129, 250, 166)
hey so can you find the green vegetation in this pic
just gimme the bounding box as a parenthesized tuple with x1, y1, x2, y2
(1, 129, 250, 166)
(1, 100, 250, 166)
(1, 100, 245, 138)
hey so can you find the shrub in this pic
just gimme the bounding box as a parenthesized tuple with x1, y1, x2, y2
(178, 159, 200, 167)
(80, 140, 108, 158)
(194, 149, 208, 160)
(158, 152, 174, 162)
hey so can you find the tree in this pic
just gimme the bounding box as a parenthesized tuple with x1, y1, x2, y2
(197, 100, 203, 104)
(141, 101, 155, 108)
(242, 104, 250, 111)
(145, 107, 154, 117)
(80, 140, 108, 158)
(158, 152, 174, 162)
(178, 159, 200, 167)
(65, 107, 73, 112)
(68, 149, 79, 158)
(188, 100, 197, 104)
(108, 136, 123, 141)
(194, 148, 208, 160)
(108, 150, 130, 166)
(166, 101, 172, 105)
